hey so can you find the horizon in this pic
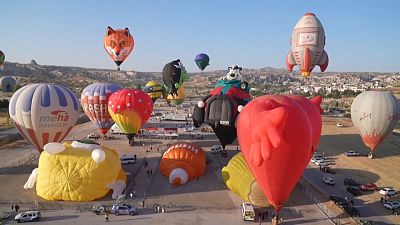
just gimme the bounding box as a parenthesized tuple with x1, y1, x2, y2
(1, 1, 400, 73)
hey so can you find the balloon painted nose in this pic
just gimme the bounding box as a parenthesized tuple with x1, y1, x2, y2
(115, 51, 120, 56)
(230, 74, 235, 77)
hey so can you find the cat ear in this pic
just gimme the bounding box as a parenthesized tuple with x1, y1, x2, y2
(124, 28, 130, 37)
(106, 26, 115, 36)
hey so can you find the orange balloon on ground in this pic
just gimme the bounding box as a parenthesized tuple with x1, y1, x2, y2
(103, 26, 134, 70)
(160, 142, 206, 186)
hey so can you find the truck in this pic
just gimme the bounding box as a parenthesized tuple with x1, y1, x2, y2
(161, 114, 187, 121)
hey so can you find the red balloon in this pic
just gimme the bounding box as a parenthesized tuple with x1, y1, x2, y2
(237, 95, 322, 211)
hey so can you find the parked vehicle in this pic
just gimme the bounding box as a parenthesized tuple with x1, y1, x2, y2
(87, 133, 100, 139)
(120, 155, 136, 164)
(211, 145, 223, 154)
(321, 166, 336, 174)
(195, 133, 203, 139)
(379, 188, 397, 197)
(92, 205, 106, 215)
(15, 211, 41, 223)
(347, 186, 362, 196)
(384, 201, 400, 210)
(322, 177, 335, 185)
(359, 183, 378, 191)
(329, 195, 349, 206)
(344, 178, 361, 187)
(344, 151, 359, 157)
(241, 202, 255, 221)
(311, 156, 324, 163)
(111, 204, 138, 216)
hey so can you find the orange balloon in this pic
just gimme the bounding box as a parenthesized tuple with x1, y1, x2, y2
(160, 142, 206, 186)
(103, 26, 134, 70)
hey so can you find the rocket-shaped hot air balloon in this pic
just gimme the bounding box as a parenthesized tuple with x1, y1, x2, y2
(286, 12, 329, 77)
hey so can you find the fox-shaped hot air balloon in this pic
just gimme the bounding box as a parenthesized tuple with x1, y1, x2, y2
(103, 26, 134, 71)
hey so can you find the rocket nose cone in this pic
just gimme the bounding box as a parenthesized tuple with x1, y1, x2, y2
(304, 12, 316, 16)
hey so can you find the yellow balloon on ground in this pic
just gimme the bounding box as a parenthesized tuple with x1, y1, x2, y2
(222, 152, 270, 207)
(166, 85, 186, 105)
(35, 141, 126, 201)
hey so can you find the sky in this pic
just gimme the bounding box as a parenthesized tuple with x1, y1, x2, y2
(1, 0, 399, 72)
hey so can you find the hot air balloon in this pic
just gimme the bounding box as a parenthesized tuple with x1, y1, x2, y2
(9, 84, 80, 152)
(162, 59, 189, 96)
(81, 83, 121, 136)
(159, 142, 206, 186)
(286, 12, 329, 77)
(237, 95, 322, 214)
(0, 50, 5, 66)
(222, 152, 270, 207)
(108, 89, 153, 146)
(165, 85, 186, 106)
(0, 76, 17, 93)
(103, 26, 134, 71)
(194, 53, 210, 71)
(351, 91, 400, 158)
(143, 81, 163, 103)
(192, 66, 251, 150)
(24, 141, 127, 201)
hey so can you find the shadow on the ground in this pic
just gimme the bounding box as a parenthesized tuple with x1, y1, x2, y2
(41, 214, 79, 221)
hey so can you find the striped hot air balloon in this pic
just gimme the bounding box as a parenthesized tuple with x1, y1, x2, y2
(351, 91, 400, 158)
(81, 83, 121, 136)
(9, 84, 80, 152)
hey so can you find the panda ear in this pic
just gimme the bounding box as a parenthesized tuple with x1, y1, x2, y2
(238, 67, 243, 71)
(228, 66, 232, 70)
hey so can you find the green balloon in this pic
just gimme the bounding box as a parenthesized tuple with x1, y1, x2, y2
(0, 51, 5, 66)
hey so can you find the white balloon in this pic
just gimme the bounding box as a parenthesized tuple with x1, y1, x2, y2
(43, 142, 65, 155)
(198, 101, 205, 108)
(169, 168, 188, 185)
(91, 149, 106, 163)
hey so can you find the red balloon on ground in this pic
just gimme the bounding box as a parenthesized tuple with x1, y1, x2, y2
(237, 95, 322, 211)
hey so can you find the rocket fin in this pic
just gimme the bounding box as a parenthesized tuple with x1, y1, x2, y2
(318, 50, 329, 72)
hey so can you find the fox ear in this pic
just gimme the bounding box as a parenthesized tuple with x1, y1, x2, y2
(106, 26, 115, 36)
(124, 28, 130, 37)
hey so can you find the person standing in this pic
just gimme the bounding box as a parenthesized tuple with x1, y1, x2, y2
(105, 212, 109, 222)
(11, 203, 14, 212)
(15, 205, 19, 213)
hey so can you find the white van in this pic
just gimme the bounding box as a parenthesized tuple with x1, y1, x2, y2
(241, 202, 255, 221)
(210, 145, 222, 154)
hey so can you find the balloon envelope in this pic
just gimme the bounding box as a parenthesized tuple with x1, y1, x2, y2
(0, 50, 5, 66)
(351, 91, 400, 151)
(162, 59, 189, 95)
(194, 53, 210, 71)
(237, 95, 322, 211)
(222, 152, 270, 207)
(103, 27, 134, 69)
(143, 81, 163, 103)
(108, 89, 153, 142)
(9, 84, 80, 152)
(81, 83, 121, 135)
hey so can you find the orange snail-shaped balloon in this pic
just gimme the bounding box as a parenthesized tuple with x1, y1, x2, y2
(159, 142, 206, 186)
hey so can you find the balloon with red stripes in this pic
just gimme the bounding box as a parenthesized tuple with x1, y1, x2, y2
(9, 83, 79, 152)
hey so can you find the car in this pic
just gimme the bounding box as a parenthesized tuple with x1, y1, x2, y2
(321, 166, 336, 174)
(111, 204, 138, 216)
(311, 155, 324, 163)
(92, 205, 106, 215)
(347, 186, 362, 196)
(87, 133, 100, 139)
(313, 152, 323, 157)
(314, 158, 326, 165)
(384, 201, 400, 210)
(322, 177, 335, 185)
(15, 211, 41, 223)
(344, 178, 361, 187)
(379, 188, 397, 197)
(241, 202, 255, 221)
(329, 195, 349, 206)
(359, 183, 378, 191)
(210, 145, 223, 154)
(120, 155, 136, 164)
(344, 151, 359, 157)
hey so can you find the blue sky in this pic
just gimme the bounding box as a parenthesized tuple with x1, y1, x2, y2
(1, 0, 399, 72)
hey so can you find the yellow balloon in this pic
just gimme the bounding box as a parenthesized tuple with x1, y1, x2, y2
(36, 142, 126, 201)
(109, 110, 142, 135)
(222, 152, 270, 207)
(166, 85, 186, 105)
